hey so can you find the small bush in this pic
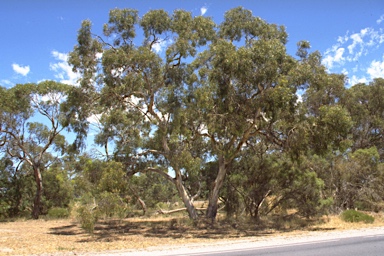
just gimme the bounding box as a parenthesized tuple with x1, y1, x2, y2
(340, 210, 374, 224)
(76, 205, 98, 234)
(97, 192, 129, 220)
(47, 207, 69, 219)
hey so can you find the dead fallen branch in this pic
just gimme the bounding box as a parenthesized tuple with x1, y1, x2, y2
(157, 205, 225, 215)
(156, 207, 207, 215)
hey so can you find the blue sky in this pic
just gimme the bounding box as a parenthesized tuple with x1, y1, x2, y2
(1, 0, 383, 89)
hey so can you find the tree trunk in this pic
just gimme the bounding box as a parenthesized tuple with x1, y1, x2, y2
(206, 155, 226, 221)
(137, 197, 147, 215)
(175, 170, 199, 220)
(129, 187, 147, 215)
(32, 167, 43, 219)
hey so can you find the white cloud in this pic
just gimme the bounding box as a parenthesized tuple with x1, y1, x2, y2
(348, 28, 384, 60)
(152, 39, 167, 53)
(12, 63, 30, 76)
(334, 48, 345, 62)
(0, 79, 13, 86)
(50, 50, 81, 85)
(322, 47, 345, 69)
(200, 6, 208, 16)
(51, 50, 67, 62)
(87, 113, 102, 124)
(347, 32, 363, 54)
(151, 38, 172, 53)
(323, 25, 384, 85)
(324, 27, 384, 68)
(349, 75, 368, 86)
(377, 14, 384, 24)
(367, 55, 384, 79)
(337, 34, 349, 44)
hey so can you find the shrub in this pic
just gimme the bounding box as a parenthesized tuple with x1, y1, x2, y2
(47, 207, 69, 219)
(97, 192, 129, 220)
(340, 209, 374, 224)
(76, 204, 98, 234)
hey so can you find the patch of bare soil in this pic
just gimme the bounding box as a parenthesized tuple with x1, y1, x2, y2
(1, 214, 383, 255)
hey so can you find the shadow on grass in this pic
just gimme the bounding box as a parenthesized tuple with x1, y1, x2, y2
(49, 214, 328, 243)
(49, 224, 81, 236)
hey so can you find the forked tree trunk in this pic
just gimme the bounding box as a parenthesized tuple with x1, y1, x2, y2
(206, 155, 227, 221)
(32, 167, 43, 219)
(175, 170, 199, 220)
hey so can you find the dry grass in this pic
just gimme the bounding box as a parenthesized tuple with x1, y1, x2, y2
(1, 212, 384, 255)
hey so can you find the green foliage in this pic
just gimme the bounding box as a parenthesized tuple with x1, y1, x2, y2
(340, 210, 374, 224)
(47, 207, 69, 219)
(75, 204, 98, 233)
(331, 147, 384, 211)
(2, 7, 384, 224)
(223, 146, 329, 220)
(0, 158, 35, 218)
(42, 164, 74, 213)
(130, 173, 178, 208)
(97, 192, 129, 219)
(0, 81, 75, 219)
(342, 78, 384, 159)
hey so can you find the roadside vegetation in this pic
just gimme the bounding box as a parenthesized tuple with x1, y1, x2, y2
(0, 211, 382, 255)
(1, 7, 384, 252)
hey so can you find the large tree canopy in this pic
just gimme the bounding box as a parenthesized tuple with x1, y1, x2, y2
(0, 81, 73, 218)
(65, 7, 365, 221)
(0, 7, 383, 223)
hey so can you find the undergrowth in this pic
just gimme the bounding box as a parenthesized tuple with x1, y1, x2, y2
(340, 210, 374, 224)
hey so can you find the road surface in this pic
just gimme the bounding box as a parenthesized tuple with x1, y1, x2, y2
(176, 234, 384, 256)
(96, 227, 384, 256)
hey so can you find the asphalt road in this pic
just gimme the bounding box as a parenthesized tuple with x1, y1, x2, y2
(178, 234, 384, 256)
(97, 228, 384, 256)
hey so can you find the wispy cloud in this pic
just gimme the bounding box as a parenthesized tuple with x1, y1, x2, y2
(322, 18, 384, 86)
(50, 50, 81, 85)
(200, 5, 208, 16)
(0, 79, 13, 87)
(12, 63, 30, 76)
(377, 14, 384, 24)
(349, 75, 368, 86)
(367, 54, 384, 79)
(323, 26, 384, 70)
(322, 47, 345, 69)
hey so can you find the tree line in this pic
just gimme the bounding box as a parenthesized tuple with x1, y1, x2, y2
(0, 7, 383, 222)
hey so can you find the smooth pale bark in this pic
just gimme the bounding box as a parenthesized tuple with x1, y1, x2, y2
(162, 134, 199, 220)
(206, 155, 226, 221)
(32, 167, 43, 219)
(175, 169, 199, 220)
(141, 166, 199, 220)
(129, 187, 147, 215)
(157, 207, 206, 214)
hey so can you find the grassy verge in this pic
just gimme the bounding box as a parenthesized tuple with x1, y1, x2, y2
(1, 212, 383, 255)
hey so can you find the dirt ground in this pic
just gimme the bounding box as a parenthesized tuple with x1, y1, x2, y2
(1, 214, 383, 255)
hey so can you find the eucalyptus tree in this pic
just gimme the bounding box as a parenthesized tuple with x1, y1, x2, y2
(342, 78, 384, 159)
(0, 156, 35, 218)
(69, 7, 354, 221)
(0, 81, 73, 218)
(321, 78, 384, 211)
(69, 8, 216, 220)
(189, 7, 323, 220)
